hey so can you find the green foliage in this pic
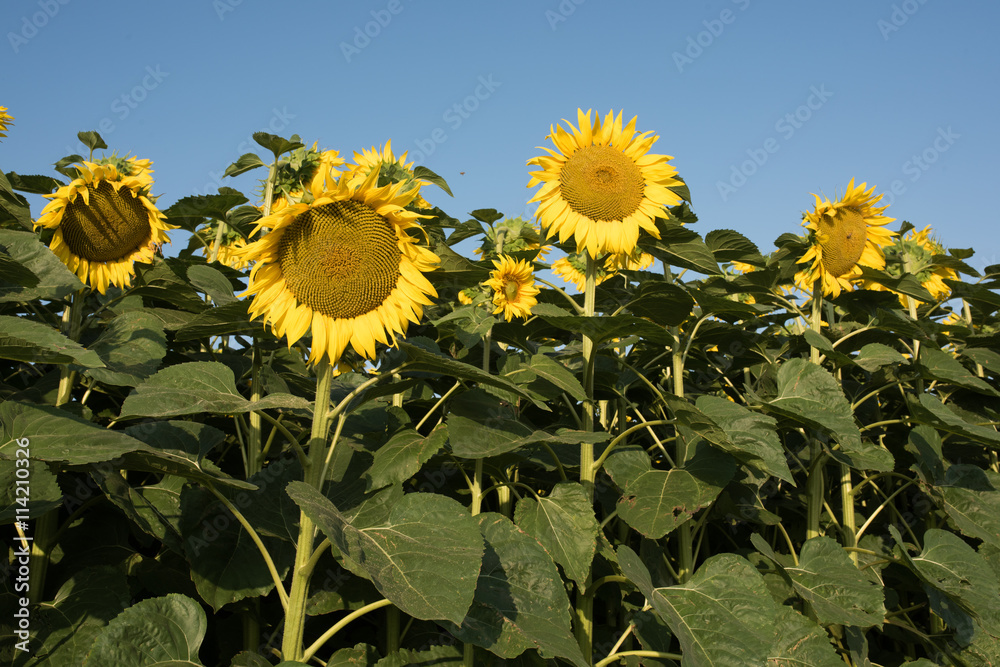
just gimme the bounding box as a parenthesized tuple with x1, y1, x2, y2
(3, 133, 1000, 667)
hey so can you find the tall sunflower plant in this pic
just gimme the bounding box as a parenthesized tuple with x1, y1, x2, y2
(2, 118, 1000, 667)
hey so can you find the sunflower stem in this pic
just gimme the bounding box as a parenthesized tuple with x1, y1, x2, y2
(574, 253, 599, 665)
(670, 324, 695, 583)
(806, 281, 828, 543)
(281, 358, 336, 662)
(209, 218, 226, 265)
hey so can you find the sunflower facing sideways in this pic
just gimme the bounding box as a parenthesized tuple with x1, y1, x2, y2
(0, 106, 13, 139)
(794, 179, 896, 298)
(35, 157, 174, 294)
(527, 109, 684, 258)
(238, 165, 440, 367)
(485, 255, 540, 322)
(861, 225, 957, 305)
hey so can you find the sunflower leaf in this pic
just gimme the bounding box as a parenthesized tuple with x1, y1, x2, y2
(252, 132, 304, 159)
(77, 310, 168, 387)
(413, 165, 453, 196)
(82, 594, 208, 667)
(0, 249, 39, 288)
(224, 152, 268, 178)
(908, 393, 1000, 447)
(287, 482, 484, 625)
(163, 190, 250, 231)
(53, 154, 86, 179)
(0, 229, 84, 301)
(5, 171, 64, 194)
(706, 229, 763, 263)
(624, 282, 695, 327)
(470, 209, 504, 225)
(77, 130, 108, 152)
(514, 482, 599, 589)
(0, 314, 105, 367)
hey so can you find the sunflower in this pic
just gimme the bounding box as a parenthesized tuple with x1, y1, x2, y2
(485, 256, 539, 322)
(527, 109, 683, 258)
(474, 216, 551, 260)
(0, 106, 14, 140)
(604, 249, 655, 273)
(551, 252, 612, 293)
(861, 225, 957, 305)
(238, 166, 439, 367)
(794, 179, 896, 297)
(35, 158, 173, 294)
(344, 141, 432, 209)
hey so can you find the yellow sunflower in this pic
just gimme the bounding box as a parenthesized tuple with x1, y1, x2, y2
(343, 141, 432, 209)
(527, 109, 683, 258)
(35, 158, 173, 294)
(238, 166, 439, 367)
(861, 225, 957, 305)
(794, 179, 896, 297)
(0, 106, 14, 139)
(604, 250, 655, 273)
(551, 253, 612, 293)
(485, 255, 540, 322)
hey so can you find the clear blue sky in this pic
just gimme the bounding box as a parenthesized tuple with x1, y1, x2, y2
(4, 0, 999, 275)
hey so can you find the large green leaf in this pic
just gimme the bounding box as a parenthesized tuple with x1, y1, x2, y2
(695, 395, 793, 483)
(766, 358, 892, 471)
(918, 348, 999, 396)
(514, 482, 598, 589)
(447, 413, 533, 458)
(78, 310, 167, 386)
(186, 264, 238, 305)
(619, 547, 842, 666)
(853, 342, 907, 372)
(20, 566, 130, 667)
(500, 352, 587, 401)
(180, 464, 296, 610)
(287, 483, 483, 624)
(939, 466, 1000, 549)
(97, 470, 187, 554)
(531, 302, 674, 346)
(445, 513, 587, 667)
(0, 314, 104, 367)
(83, 594, 207, 667)
(894, 527, 1000, 636)
(623, 282, 695, 327)
(366, 425, 448, 491)
(119, 361, 310, 419)
(909, 394, 1000, 447)
(755, 535, 885, 627)
(173, 300, 264, 341)
(0, 458, 62, 522)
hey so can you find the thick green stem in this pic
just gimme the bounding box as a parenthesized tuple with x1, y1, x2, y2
(805, 282, 829, 544)
(281, 359, 336, 661)
(574, 253, 599, 665)
(671, 325, 694, 583)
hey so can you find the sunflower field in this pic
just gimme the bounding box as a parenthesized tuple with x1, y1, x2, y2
(2, 109, 1000, 667)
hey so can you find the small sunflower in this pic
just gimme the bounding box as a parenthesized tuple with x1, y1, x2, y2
(794, 179, 896, 297)
(35, 158, 173, 294)
(239, 166, 439, 367)
(344, 141, 432, 209)
(485, 255, 539, 322)
(0, 106, 14, 140)
(604, 249, 655, 273)
(551, 252, 612, 293)
(861, 225, 957, 305)
(527, 109, 683, 258)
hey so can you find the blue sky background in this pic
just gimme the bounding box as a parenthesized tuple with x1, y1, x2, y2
(4, 0, 999, 280)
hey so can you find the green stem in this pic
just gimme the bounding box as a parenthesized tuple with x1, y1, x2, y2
(805, 281, 828, 544)
(281, 359, 337, 662)
(594, 650, 683, 667)
(302, 598, 393, 662)
(670, 325, 694, 583)
(574, 253, 599, 665)
(209, 217, 226, 264)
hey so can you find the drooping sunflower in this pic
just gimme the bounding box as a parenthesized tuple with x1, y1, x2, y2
(861, 225, 957, 305)
(794, 179, 896, 297)
(35, 158, 174, 294)
(203, 236, 251, 271)
(474, 216, 551, 260)
(604, 249, 655, 273)
(343, 141, 432, 209)
(0, 106, 14, 139)
(238, 166, 440, 367)
(551, 252, 612, 293)
(527, 109, 684, 258)
(484, 255, 540, 322)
